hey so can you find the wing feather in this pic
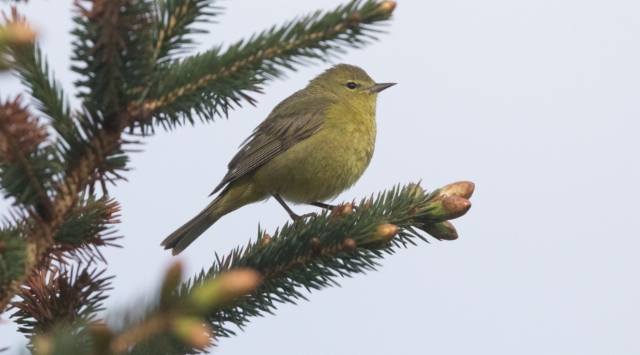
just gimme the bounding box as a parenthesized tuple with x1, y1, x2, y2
(210, 93, 332, 195)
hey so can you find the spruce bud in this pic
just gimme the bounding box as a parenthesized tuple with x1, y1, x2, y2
(378, 1, 397, 14)
(173, 316, 213, 350)
(363, 224, 398, 244)
(420, 221, 458, 241)
(188, 269, 261, 313)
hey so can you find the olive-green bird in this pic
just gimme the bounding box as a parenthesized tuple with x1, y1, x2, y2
(161, 64, 395, 255)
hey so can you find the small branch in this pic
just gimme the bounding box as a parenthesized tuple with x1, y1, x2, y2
(3, 9, 71, 131)
(0, 96, 51, 213)
(144, 0, 396, 123)
(9, 265, 112, 337)
(152, 0, 221, 63)
(0, 112, 131, 313)
(179, 181, 474, 338)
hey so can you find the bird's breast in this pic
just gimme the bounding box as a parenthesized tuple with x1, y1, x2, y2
(255, 104, 377, 204)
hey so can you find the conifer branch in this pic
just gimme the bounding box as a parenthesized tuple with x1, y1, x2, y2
(71, 0, 155, 129)
(9, 265, 112, 339)
(153, 0, 222, 63)
(49, 195, 122, 264)
(0, 96, 54, 214)
(0, 227, 28, 296)
(0, 0, 154, 312)
(22, 264, 261, 354)
(178, 181, 473, 338)
(0, 16, 36, 71)
(0, 104, 133, 313)
(0, 2, 435, 353)
(3, 9, 71, 134)
(144, 0, 396, 126)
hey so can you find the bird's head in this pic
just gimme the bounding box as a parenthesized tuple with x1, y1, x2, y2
(309, 64, 396, 100)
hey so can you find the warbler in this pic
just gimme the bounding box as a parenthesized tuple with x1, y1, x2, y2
(161, 64, 395, 255)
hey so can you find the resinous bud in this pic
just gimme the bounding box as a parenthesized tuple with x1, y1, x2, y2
(378, 1, 397, 14)
(33, 334, 53, 355)
(420, 221, 458, 241)
(363, 223, 398, 244)
(173, 316, 213, 350)
(424, 196, 471, 223)
(160, 261, 183, 306)
(90, 322, 113, 353)
(331, 203, 354, 219)
(0, 22, 36, 45)
(261, 234, 271, 247)
(342, 238, 357, 252)
(437, 181, 475, 199)
(188, 269, 261, 313)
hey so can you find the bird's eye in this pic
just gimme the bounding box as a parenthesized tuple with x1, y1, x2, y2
(346, 82, 357, 90)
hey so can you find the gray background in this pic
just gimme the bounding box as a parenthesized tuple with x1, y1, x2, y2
(1, 1, 639, 354)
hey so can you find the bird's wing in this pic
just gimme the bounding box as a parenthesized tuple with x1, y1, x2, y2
(209, 93, 332, 195)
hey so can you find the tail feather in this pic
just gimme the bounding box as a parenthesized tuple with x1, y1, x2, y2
(161, 194, 223, 255)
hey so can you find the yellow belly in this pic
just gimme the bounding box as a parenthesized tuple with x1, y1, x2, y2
(254, 123, 375, 204)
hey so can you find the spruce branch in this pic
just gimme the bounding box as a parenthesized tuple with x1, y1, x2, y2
(0, 227, 28, 294)
(144, 0, 396, 127)
(3, 9, 71, 134)
(50, 195, 121, 264)
(22, 263, 261, 355)
(153, 0, 222, 63)
(178, 181, 473, 339)
(0, 16, 36, 71)
(71, 0, 155, 129)
(1, 1, 412, 351)
(9, 265, 112, 339)
(0, 104, 133, 313)
(0, 96, 56, 215)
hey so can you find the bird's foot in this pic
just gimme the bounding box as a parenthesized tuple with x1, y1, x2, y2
(290, 212, 317, 222)
(311, 201, 359, 212)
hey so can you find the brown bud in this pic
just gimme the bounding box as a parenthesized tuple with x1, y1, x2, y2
(173, 316, 213, 350)
(341, 203, 354, 215)
(347, 12, 363, 23)
(90, 322, 113, 354)
(342, 238, 357, 252)
(378, 1, 397, 14)
(0, 241, 6, 255)
(438, 181, 475, 199)
(160, 261, 183, 306)
(261, 234, 271, 247)
(364, 224, 398, 244)
(421, 221, 458, 241)
(311, 237, 322, 254)
(441, 196, 471, 220)
(422, 196, 472, 223)
(331, 203, 354, 219)
(35, 201, 54, 223)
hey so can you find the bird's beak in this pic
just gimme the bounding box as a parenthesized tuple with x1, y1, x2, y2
(369, 82, 396, 94)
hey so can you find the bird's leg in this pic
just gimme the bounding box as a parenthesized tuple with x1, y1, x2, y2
(272, 193, 316, 221)
(310, 202, 335, 210)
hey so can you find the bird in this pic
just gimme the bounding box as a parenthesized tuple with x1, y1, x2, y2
(161, 64, 395, 255)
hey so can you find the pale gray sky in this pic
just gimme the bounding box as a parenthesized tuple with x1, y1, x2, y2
(1, 1, 639, 354)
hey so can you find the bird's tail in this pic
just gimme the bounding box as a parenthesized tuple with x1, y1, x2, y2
(161, 178, 268, 255)
(161, 194, 224, 255)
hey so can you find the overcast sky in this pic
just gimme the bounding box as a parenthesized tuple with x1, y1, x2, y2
(1, 1, 639, 354)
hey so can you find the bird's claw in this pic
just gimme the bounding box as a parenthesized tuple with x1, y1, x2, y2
(291, 212, 317, 222)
